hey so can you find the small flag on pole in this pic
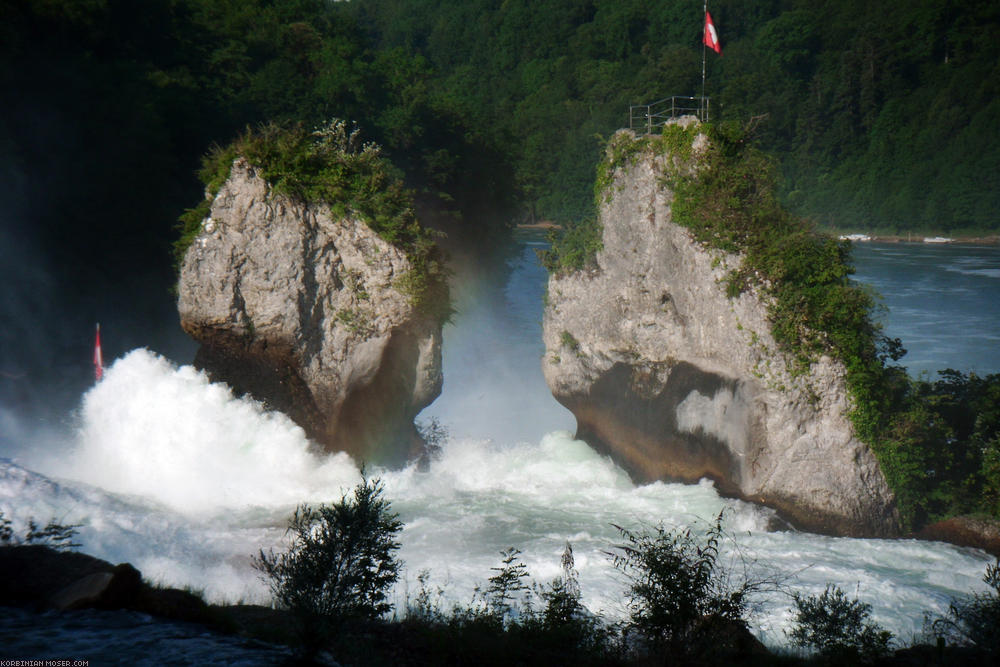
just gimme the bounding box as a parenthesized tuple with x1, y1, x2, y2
(94, 323, 103, 382)
(704, 11, 722, 55)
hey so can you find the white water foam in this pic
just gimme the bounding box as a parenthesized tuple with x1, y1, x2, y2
(0, 348, 994, 646)
(50, 349, 362, 514)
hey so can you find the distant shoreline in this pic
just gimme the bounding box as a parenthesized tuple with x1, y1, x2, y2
(515, 221, 562, 230)
(518, 223, 999, 244)
(833, 233, 1000, 245)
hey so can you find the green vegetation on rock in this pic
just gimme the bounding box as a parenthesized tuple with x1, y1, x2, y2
(537, 217, 603, 274)
(176, 120, 451, 322)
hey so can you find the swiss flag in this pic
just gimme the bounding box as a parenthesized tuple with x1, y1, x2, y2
(704, 11, 722, 55)
(94, 323, 103, 382)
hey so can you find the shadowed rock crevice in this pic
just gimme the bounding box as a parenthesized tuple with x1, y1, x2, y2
(192, 336, 324, 445)
(328, 325, 428, 467)
(561, 361, 744, 496)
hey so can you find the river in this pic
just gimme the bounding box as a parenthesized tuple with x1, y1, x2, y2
(0, 235, 997, 658)
(851, 241, 1000, 377)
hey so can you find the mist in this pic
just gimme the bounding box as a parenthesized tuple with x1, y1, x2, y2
(418, 230, 575, 443)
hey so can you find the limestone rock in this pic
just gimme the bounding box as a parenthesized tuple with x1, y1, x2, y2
(178, 158, 443, 465)
(542, 125, 898, 537)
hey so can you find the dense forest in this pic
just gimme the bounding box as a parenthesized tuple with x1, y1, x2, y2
(4, 1, 999, 266)
(1, 0, 998, 404)
(352, 0, 1000, 233)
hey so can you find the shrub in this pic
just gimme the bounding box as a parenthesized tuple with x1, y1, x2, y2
(405, 569, 447, 624)
(0, 511, 81, 551)
(930, 558, 1000, 653)
(609, 510, 770, 661)
(253, 477, 403, 652)
(788, 584, 893, 663)
(538, 216, 603, 274)
(483, 547, 532, 626)
(559, 330, 580, 354)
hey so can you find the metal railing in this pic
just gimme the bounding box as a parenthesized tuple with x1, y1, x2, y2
(629, 96, 710, 134)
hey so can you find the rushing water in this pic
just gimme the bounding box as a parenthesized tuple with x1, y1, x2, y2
(852, 242, 1000, 377)
(0, 234, 997, 659)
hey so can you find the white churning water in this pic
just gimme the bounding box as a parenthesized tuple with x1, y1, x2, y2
(0, 237, 995, 649)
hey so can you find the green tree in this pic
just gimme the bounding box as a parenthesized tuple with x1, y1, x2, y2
(253, 477, 403, 651)
(789, 584, 893, 663)
(609, 510, 769, 662)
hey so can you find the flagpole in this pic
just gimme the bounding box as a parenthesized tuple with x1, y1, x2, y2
(701, 0, 707, 121)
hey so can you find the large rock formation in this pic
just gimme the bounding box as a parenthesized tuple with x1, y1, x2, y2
(542, 124, 898, 536)
(178, 158, 442, 466)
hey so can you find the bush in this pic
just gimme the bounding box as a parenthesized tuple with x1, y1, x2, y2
(0, 511, 81, 551)
(609, 510, 770, 662)
(432, 543, 619, 665)
(253, 477, 403, 652)
(538, 216, 603, 274)
(485, 547, 531, 625)
(788, 584, 893, 663)
(930, 558, 1000, 654)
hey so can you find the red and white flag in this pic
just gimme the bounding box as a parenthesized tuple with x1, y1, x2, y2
(704, 11, 722, 55)
(93, 323, 103, 382)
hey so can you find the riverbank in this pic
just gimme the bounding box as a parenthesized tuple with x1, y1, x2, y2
(515, 221, 562, 230)
(832, 232, 1000, 245)
(2, 544, 995, 665)
(525, 224, 1000, 245)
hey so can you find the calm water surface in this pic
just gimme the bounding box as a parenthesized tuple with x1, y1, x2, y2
(851, 242, 1000, 376)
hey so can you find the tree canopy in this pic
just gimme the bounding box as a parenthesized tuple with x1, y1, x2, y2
(353, 0, 1000, 233)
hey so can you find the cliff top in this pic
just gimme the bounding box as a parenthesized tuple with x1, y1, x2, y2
(175, 119, 449, 321)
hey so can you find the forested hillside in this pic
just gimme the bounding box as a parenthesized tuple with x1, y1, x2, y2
(3, 0, 998, 285)
(0, 0, 514, 407)
(354, 0, 1000, 233)
(0, 0, 515, 292)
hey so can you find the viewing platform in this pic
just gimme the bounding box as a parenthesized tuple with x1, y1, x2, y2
(629, 96, 710, 134)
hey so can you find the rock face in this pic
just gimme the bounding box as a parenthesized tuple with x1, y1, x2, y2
(542, 126, 898, 537)
(178, 158, 442, 465)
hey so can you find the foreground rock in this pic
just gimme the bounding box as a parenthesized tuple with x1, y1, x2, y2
(0, 545, 209, 621)
(178, 158, 442, 465)
(542, 125, 898, 537)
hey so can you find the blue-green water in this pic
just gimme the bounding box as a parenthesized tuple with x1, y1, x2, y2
(852, 242, 1000, 377)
